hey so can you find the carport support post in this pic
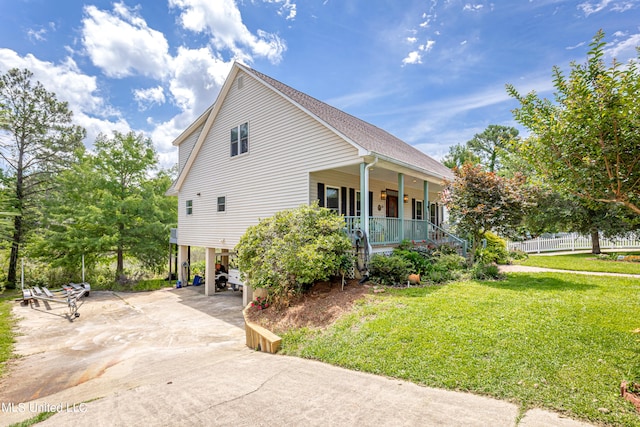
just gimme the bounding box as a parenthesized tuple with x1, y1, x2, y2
(205, 247, 217, 296)
(177, 245, 189, 285)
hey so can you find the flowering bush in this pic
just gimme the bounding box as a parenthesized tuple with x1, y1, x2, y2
(250, 296, 269, 310)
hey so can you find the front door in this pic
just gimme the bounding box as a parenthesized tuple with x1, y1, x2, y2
(386, 193, 398, 218)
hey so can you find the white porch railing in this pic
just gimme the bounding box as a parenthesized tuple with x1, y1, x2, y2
(344, 217, 468, 254)
(508, 232, 640, 254)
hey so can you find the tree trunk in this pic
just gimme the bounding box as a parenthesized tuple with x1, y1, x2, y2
(590, 228, 601, 254)
(116, 222, 125, 282)
(6, 215, 22, 289)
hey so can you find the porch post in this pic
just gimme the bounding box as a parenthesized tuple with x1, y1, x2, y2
(177, 245, 189, 285)
(423, 181, 429, 220)
(360, 162, 368, 237)
(398, 173, 405, 241)
(205, 247, 217, 296)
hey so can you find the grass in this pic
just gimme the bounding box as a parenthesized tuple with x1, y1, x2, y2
(519, 252, 640, 274)
(8, 412, 56, 427)
(0, 288, 20, 378)
(282, 273, 640, 426)
(93, 278, 174, 292)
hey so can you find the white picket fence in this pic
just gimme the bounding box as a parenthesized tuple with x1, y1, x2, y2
(508, 232, 640, 254)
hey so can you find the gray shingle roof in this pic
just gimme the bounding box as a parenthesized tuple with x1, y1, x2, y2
(243, 64, 453, 180)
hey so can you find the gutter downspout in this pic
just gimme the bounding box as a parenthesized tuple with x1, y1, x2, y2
(364, 156, 379, 256)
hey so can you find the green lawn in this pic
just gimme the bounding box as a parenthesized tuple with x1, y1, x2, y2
(519, 252, 640, 274)
(282, 274, 640, 426)
(0, 289, 20, 378)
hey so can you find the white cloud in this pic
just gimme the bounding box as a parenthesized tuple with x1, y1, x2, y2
(566, 41, 585, 50)
(605, 32, 640, 60)
(133, 86, 166, 110)
(407, 37, 418, 43)
(0, 48, 131, 148)
(402, 51, 422, 65)
(262, 0, 297, 20)
(420, 40, 436, 52)
(26, 28, 47, 42)
(611, 1, 634, 12)
(462, 3, 484, 12)
(577, 0, 613, 15)
(169, 47, 232, 114)
(81, 3, 171, 78)
(169, 0, 286, 64)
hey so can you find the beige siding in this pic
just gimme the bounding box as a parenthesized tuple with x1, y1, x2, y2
(178, 124, 203, 174)
(178, 71, 361, 248)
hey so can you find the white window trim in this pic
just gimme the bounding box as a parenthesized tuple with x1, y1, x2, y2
(416, 199, 423, 221)
(230, 122, 249, 158)
(217, 196, 226, 213)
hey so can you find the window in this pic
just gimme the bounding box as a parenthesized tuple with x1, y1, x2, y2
(217, 196, 226, 212)
(356, 191, 361, 217)
(230, 122, 249, 157)
(416, 200, 423, 221)
(186, 200, 193, 215)
(326, 187, 339, 212)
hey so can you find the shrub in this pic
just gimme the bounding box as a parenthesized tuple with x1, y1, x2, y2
(477, 231, 510, 264)
(392, 248, 431, 275)
(424, 253, 467, 284)
(236, 203, 352, 307)
(368, 254, 412, 286)
(471, 263, 503, 280)
(509, 249, 528, 261)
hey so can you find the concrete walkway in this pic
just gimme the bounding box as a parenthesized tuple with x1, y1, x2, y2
(1, 287, 593, 426)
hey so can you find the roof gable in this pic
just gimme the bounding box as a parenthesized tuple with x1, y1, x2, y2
(172, 62, 452, 191)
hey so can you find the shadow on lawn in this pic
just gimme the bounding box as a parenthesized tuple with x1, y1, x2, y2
(479, 273, 598, 292)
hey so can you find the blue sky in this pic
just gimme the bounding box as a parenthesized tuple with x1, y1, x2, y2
(1, 0, 638, 169)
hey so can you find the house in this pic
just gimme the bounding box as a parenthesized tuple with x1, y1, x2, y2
(167, 62, 460, 300)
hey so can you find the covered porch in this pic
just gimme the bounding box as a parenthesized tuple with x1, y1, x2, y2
(311, 155, 466, 253)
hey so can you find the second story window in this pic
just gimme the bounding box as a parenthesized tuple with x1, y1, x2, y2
(231, 122, 249, 157)
(186, 200, 193, 215)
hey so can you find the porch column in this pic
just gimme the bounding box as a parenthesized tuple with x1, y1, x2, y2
(398, 173, 405, 241)
(177, 245, 189, 285)
(424, 181, 429, 221)
(360, 162, 368, 236)
(205, 247, 217, 296)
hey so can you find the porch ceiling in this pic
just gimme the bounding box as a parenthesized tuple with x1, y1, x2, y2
(329, 161, 447, 191)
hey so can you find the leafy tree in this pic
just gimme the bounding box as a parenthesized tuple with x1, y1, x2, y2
(442, 143, 480, 169)
(442, 163, 531, 264)
(30, 131, 176, 281)
(507, 30, 640, 215)
(467, 125, 520, 173)
(0, 68, 85, 288)
(236, 203, 352, 307)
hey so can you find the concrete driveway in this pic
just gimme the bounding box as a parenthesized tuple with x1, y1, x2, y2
(0, 287, 592, 426)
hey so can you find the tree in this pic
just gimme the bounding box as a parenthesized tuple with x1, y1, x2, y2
(442, 143, 480, 169)
(0, 68, 85, 288)
(521, 188, 637, 253)
(236, 203, 352, 307)
(31, 131, 176, 282)
(467, 125, 519, 173)
(442, 163, 531, 264)
(507, 30, 640, 215)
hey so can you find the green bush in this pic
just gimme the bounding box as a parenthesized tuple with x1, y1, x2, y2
(236, 203, 352, 307)
(509, 249, 528, 261)
(477, 231, 510, 264)
(392, 248, 431, 275)
(470, 262, 503, 280)
(424, 253, 467, 284)
(368, 254, 413, 286)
